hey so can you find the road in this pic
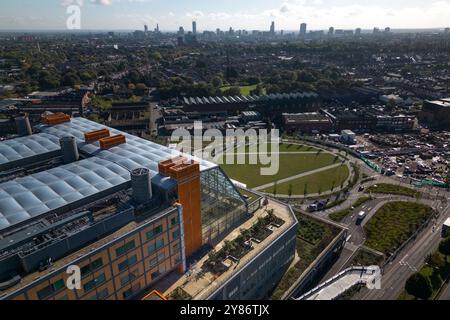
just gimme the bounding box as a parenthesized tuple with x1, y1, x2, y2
(317, 197, 428, 285)
(353, 201, 450, 300)
(282, 138, 450, 300)
(312, 159, 449, 300)
(438, 280, 450, 300)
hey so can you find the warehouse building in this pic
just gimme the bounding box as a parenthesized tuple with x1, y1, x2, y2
(0, 115, 297, 300)
(420, 98, 450, 130)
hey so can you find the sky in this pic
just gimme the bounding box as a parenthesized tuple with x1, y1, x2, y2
(0, 0, 449, 31)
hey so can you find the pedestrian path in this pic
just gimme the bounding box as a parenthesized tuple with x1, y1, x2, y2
(253, 162, 350, 194)
(295, 266, 381, 300)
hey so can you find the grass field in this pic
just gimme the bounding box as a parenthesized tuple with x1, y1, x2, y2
(364, 202, 433, 254)
(366, 183, 420, 198)
(220, 84, 265, 96)
(219, 143, 342, 189)
(263, 164, 350, 196)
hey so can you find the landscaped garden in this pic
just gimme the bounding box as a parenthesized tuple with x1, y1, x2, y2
(271, 212, 342, 300)
(366, 183, 420, 198)
(364, 202, 433, 254)
(347, 248, 385, 268)
(204, 210, 285, 276)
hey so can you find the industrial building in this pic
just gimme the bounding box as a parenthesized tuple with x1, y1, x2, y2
(0, 114, 297, 300)
(182, 92, 320, 115)
(282, 112, 333, 134)
(420, 98, 450, 129)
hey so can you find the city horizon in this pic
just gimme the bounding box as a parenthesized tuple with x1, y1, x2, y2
(0, 0, 449, 31)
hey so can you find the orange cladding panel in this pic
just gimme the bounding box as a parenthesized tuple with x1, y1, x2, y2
(160, 158, 203, 258)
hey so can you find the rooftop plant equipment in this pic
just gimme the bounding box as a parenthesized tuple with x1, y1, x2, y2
(84, 128, 111, 143)
(99, 134, 126, 149)
(42, 113, 71, 126)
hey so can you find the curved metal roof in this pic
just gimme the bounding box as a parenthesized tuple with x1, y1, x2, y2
(0, 157, 130, 231)
(37, 117, 217, 174)
(0, 133, 61, 169)
(0, 117, 217, 232)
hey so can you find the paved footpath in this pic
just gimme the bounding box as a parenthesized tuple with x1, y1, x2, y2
(253, 162, 347, 192)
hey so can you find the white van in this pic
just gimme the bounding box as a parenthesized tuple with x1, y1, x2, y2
(357, 211, 367, 221)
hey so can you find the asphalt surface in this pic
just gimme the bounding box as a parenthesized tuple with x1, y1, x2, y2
(311, 155, 450, 300)
(353, 201, 450, 300)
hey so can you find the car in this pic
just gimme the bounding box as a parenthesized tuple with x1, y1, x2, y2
(358, 186, 365, 192)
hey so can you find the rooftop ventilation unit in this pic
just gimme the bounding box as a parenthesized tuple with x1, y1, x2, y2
(84, 128, 111, 143)
(59, 136, 79, 164)
(15, 115, 32, 136)
(99, 134, 126, 149)
(42, 113, 71, 126)
(131, 168, 152, 204)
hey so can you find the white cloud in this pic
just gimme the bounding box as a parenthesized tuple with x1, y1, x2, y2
(61, 0, 450, 30)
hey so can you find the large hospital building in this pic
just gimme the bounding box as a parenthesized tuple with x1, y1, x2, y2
(0, 114, 297, 300)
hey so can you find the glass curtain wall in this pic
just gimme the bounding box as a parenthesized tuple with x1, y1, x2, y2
(200, 167, 248, 244)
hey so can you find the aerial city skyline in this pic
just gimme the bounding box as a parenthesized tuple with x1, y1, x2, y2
(0, 0, 450, 31)
(0, 0, 449, 308)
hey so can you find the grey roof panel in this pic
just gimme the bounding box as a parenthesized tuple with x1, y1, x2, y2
(0, 133, 61, 170)
(0, 157, 130, 231)
(37, 117, 217, 174)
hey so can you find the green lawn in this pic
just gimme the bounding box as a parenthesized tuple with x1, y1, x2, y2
(220, 84, 265, 96)
(366, 183, 420, 198)
(263, 165, 350, 196)
(220, 143, 340, 189)
(364, 202, 433, 254)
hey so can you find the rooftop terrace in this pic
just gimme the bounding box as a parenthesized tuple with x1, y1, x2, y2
(161, 198, 295, 300)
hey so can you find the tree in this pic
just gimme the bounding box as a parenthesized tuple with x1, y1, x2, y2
(288, 184, 293, 198)
(223, 86, 241, 96)
(211, 76, 223, 88)
(225, 66, 239, 79)
(427, 252, 446, 269)
(439, 237, 450, 256)
(386, 98, 396, 112)
(405, 273, 432, 300)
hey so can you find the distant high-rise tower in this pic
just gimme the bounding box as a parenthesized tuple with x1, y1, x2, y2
(178, 26, 185, 36)
(384, 27, 391, 33)
(270, 21, 275, 35)
(144, 25, 148, 33)
(300, 23, 307, 36)
(328, 27, 335, 35)
(192, 21, 197, 35)
(355, 28, 362, 36)
(155, 24, 160, 33)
